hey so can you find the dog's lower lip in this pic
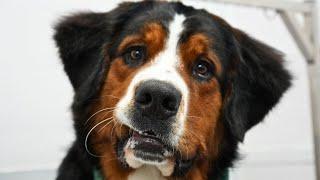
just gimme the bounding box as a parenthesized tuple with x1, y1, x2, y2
(126, 129, 172, 161)
(129, 130, 166, 151)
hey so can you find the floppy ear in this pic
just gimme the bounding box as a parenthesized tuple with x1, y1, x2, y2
(54, 11, 113, 89)
(223, 29, 292, 142)
(53, 2, 141, 106)
(54, 12, 110, 106)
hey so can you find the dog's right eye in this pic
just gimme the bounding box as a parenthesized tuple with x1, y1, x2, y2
(192, 59, 215, 82)
(123, 46, 146, 67)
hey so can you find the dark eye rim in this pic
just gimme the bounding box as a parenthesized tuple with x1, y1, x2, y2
(122, 45, 147, 67)
(192, 58, 215, 82)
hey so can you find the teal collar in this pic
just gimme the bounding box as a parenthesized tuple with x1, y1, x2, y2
(93, 168, 103, 180)
(221, 169, 229, 180)
(93, 168, 229, 180)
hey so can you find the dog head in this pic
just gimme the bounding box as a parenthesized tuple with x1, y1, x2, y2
(54, 1, 291, 178)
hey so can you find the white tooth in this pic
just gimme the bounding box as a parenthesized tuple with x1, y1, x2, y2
(163, 150, 172, 157)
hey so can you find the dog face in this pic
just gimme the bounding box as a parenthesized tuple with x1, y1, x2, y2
(106, 14, 224, 175)
(54, 1, 291, 179)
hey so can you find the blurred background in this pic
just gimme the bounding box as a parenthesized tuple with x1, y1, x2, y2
(0, 0, 319, 179)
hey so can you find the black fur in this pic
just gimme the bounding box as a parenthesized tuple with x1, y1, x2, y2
(223, 30, 292, 141)
(54, 1, 291, 179)
(56, 141, 94, 180)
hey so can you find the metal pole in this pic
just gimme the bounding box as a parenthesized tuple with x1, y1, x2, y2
(210, 0, 313, 12)
(278, 11, 314, 62)
(309, 65, 320, 180)
(309, 1, 320, 179)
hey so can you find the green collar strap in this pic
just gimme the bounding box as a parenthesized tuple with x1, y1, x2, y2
(93, 168, 103, 180)
(93, 168, 229, 180)
(221, 169, 229, 180)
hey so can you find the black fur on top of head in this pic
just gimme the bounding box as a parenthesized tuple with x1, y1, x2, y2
(53, 1, 291, 180)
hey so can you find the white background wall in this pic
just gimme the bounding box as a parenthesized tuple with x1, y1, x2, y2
(0, 0, 318, 179)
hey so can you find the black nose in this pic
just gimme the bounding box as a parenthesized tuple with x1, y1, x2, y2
(135, 80, 182, 120)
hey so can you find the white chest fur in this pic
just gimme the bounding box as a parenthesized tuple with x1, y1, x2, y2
(128, 165, 167, 180)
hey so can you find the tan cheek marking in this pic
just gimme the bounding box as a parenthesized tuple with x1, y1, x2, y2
(177, 36, 224, 164)
(177, 78, 223, 159)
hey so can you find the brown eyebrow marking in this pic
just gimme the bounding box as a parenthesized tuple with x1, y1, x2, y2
(118, 35, 142, 53)
(143, 23, 167, 59)
(179, 33, 222, 76)
(117, 22, 167, 60)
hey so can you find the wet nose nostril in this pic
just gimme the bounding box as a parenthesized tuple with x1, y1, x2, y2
(162, 96, 178, 112)
(136, 92, 152, 106)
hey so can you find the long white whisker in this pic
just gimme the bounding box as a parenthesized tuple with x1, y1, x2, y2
(85, 107, 115, 125)
(111, 120, 118, 137)
(84, 117, 114, 157)
(98, 118, 115, 133)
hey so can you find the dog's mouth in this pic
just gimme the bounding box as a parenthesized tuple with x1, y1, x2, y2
(115, 126, 197, 177)
(124, 129, 173, 164)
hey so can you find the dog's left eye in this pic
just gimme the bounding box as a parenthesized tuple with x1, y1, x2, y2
(192, 59, 215, 81)
(123, 46, 146, 67)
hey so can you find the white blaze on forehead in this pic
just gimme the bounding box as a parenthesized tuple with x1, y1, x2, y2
(131, 14, 187, 83)
(116, 14, 189, 146)
(156, 14, 185, 70)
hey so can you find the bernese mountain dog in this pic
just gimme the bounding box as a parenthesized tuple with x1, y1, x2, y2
(54, 1, 291, 180)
